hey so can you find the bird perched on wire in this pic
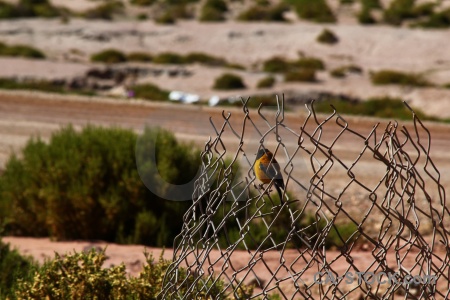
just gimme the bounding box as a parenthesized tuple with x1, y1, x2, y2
(254, 148, 285, 201)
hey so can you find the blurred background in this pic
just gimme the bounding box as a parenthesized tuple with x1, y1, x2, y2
(0, 0, 449, 298)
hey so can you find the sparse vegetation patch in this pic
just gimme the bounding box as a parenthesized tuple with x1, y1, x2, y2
(370, 70, 430, 87)
(314, 97, 432, 120)
(237, 3, 289, 22)
(316, 28, 339, 44)
(257, 76, 276, 88)
(213, 73, 246, 89)
(285, 0, 336, 23)
(0, 43, 45, 59)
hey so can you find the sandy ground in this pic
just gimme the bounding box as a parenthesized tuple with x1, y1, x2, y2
(1, 19, 450, 118)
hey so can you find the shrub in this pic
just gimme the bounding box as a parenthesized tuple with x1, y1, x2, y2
(0, 0, 65, 18)
(155, 11, 176, 24)
(414, 8, 450, 28)
(213, 73, 246, 90)
(0, 43, 45, 59)
(383, 0, 415, 25)
(346, 64, 363, 74)
(199, 0, 228, 22)
(0, 126, 199, 246)
(82, 1, 124, 20)
(184, 52, 227, 66)
(0, 78, 94, 96)
(172, 4, 194, 19)
(133, 83, 170, 100)
(284, 69, 316, 82)
(361, 0, 382, 10)
(0, 238, 37, 299)
(412, 2, 435, 17)
(313, 97, 431, 120)
(330, 68, 346, 78)
(15, 250, 252, 299)
(136, 13, 148, 20)
(370, 70, 430, 87)
(257, 76, 276, 88)
(0, 78, 65, 93)
(316, 28, 339, 44)
(127, 52, 153, 62)
(286, 0, 336, 23)
(130, 0, 155, 6)
(203, 0, 228, 12)
(357, 7, 376, 24)
(0, 1, 19, 19)
(153, 52, 185, 64)
(237, 3, 288, 22)
(90, 49, 127, 64)
(15, 0, 62, 18)
(263, 56, 290, 73)
(295, 57, 325, 70)
(226, 63, 246, 70)
(331, 65, 363, 78)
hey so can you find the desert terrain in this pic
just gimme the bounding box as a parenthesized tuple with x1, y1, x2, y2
(1, 0, 450, 298)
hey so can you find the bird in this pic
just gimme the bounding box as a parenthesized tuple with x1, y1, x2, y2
(254, 148, 285, 201)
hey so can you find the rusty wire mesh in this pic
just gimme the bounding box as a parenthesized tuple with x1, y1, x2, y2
(160, 97, 450, 299)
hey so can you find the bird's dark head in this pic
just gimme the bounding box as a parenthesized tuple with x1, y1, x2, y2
(256, 148, 269, 159)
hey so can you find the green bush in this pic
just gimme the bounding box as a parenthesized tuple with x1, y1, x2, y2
(263, 56, 290, 73)
(414, 7, 450, 28)
(0, 0, 65, 18)
(316, 28, 339, 44)
(0, 43, 45, 59)
(361, 0, 382, 10)
(199, 0, 228, 21)
(257, 76, 276, 88)
(0, 126, 199, 246)
(130, 0, 155, 6)
(370, 70, 430, 87)
(383, 0, 415, 25)
(412, 2, 435, 17)
(295, 57, 325, 70)
(286, 0, 336, 23)
(136, 13, 148, 20)
(0, 238, 37, 299)
(237, 3, 288, 22)
(82, 1, 124, 20)
(15, 250, 250, 299)
(90, 49, 127, 64)
(133, 83, 170, 101)
(203, 0, 228, 12)
(330, 65, 363, 78)
(0, 1, 19, 19)
(155, 11, 177, 24)
(213, 73, 246, 90)
(284, 69, 317, 82)
(0, 78, 63, 93)
(199, 4, 226, 21)
(153, 52, 185, 64)
(262, 56, 325, 74)
(330, 68, 346, 78)
(16, 0, 62, 18)
(127, 52, 153, 62)
(357, 7, 376, 24)
(0, 78, 94, 96)
(313, 97, 431, 120)
(184, 52, 227, 66)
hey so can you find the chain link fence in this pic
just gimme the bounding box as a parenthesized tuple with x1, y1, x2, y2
(160, 98, 450, 299)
